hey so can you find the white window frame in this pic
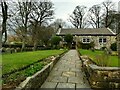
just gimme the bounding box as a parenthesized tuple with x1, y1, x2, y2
(99, 37, 107, 43)
(82, 37, 90, 43)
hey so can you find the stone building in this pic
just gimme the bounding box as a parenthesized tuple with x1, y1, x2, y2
(56, 28, 116, 49)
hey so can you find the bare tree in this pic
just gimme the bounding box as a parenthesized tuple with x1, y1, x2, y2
(53, 19, 66, 28)
(18, 1, 32, 51)
(29, 1, 54, 50)
(88, 4, 102, 28)
(50, 18, 66, 33)
(107, 10, 118, 31)
(69, 5, 87, 29)
(8, 1, 32, 51)
(102, 0, 115, 28)
(1, 0, 8, 44)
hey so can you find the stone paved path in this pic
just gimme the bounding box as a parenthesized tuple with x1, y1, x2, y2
(40, 50, 91, 89)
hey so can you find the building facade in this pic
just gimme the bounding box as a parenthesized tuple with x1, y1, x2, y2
(56, 28, 116, 49)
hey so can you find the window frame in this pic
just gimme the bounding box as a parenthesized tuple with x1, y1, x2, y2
(82, 37, 90, 43)
(99, 37, 107, 43)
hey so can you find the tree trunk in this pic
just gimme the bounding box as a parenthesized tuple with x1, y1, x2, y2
(105, 9, 109, 28)
(4, 28, 7, 44)
(1, 2, 8, 44)
(0, 30, 2, 51)
(33, 41, 38, 51)
(2, 21, 7, 44)
(21, 38, 26, 52)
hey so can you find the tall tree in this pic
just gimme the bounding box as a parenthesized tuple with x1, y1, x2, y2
(69, 5, 87, 29)
(18, 1, 32, 51)
(88, 4, 102, 28)
(29, 1, 54, 50)
(8, 1, 32, 51)
(102, 0, 115, 28)
(1, 0, 8, 44)
(41, 27, 54, 47)
(107, 10, 117, 31)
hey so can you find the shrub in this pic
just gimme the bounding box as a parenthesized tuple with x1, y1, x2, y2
(110, 42, 117, 51)
(16, 47, 21, 52)
(79, 42, 95, 49)
(51, 36, 62, 49)
(6, 48, 11, 53)
(101, 47, 106, 50)
(2, 47, 6, 52)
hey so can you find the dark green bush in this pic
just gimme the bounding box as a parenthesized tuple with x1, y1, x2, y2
(64, 34, 73, 43)
(110, 42, 117, 51)
(64, 34, 73, 48)
(79, 42, 95, 49)
(51, 36, 62, 49)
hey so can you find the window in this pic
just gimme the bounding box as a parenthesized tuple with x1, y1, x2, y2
(99, 38, 102, 43)
(83, 38, 86, 42)
(103, 38, 106, 43)
(87, 38, 90, 42)
(99, 38, 106, 43)
(82, 38, 90, 43)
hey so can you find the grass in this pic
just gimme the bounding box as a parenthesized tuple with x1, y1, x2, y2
(79, 49, 119, 67)
(2, 50, 65, 75)
(2, 49, 66, 87)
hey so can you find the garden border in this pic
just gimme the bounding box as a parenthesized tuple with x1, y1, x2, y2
(14, 50, 68, 90)
(77, 49, 120, 89)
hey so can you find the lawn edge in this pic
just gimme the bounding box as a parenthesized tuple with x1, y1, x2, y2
(14, 50, 68, 90)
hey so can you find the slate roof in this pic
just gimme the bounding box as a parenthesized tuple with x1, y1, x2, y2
(56, 28, 116, 36)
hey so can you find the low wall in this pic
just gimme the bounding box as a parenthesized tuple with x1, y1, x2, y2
(80, 56, 120, 89)
(15, 51, 66, 90)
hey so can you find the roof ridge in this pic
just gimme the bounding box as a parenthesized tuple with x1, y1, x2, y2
(56, 28, 116, 36)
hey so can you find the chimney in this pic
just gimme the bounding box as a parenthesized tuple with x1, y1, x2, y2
(56, 25, 62, 35)
(118, 1, 120, 13)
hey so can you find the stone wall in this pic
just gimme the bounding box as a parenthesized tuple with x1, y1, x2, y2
(75, 36, 116, 49)
(15, 51, 66, 90)
(80, 56, 120, 89)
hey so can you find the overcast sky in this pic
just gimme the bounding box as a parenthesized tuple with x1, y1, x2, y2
(51, 0, 120, 25)
(3, 0, 120, 27)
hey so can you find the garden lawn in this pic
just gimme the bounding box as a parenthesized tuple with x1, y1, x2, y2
(79, 49, 119, 67)
(2, 50, 65, 74)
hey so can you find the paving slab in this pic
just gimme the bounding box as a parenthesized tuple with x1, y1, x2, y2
(51, 76, 67, 83)
(40, 50, 91, 89)
(76, 83, 91, 88)
(70, 68, 81, 72)
(56, 83, 75, 88)
(68, 76, 81, 84)
(49, 71, 63, 77)
(62, 71, 76, 77)
(57, 67, 70, 72)
(41, 82, 57, 88)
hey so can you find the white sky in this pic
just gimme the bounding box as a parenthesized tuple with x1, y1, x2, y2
(52, 0, 120, 23)
(4, 0, 120, 27)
